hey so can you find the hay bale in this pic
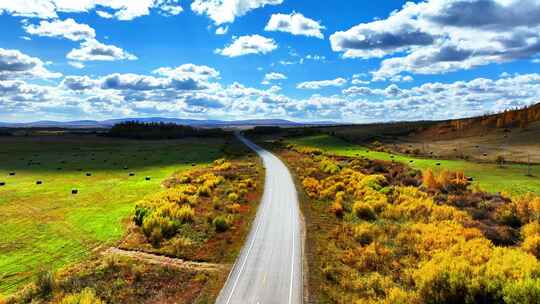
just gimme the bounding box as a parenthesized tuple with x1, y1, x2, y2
(86, 172, 92, 177)
(9, 172, 15, 176)
(72, 189, 78, 194)
(409, 160, 414, 163)
(123, 166, 128, 170)
(36, 181, 43, 185)
(145, 176, 151, 181)
(129, 172, 135, 176)
(0, 182, 5, 186)
(436, 163, 441, 166)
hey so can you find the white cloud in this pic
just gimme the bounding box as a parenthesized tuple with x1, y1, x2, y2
(297, 78, 347, 90)
(191, 0, 283, 25)
(0, 48, 61, 80)
(68, 61, 85, 69)
(0, 0, 183, 20)
(96, 11, 113, 19)
(215, 26, 229, 35)
(67, 39, 137, 62)
(262, 72, 286, 84)
(216, 35, 277, 57)
(330, 0, 540, 79)
(265, 12, 324, 39)
(152, 64, 220, 79)
(61, 75, 97, 90)
(24, 18, 96, 41)
(4, 69, 540, 123)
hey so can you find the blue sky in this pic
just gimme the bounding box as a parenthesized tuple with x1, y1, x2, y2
(1, 0, 540, 122)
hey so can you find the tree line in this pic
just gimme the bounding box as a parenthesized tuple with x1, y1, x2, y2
(107, 121, 226, 139)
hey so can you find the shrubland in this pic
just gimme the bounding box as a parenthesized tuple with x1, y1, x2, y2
(270, 141, 540, 304)
(121, 139, 262, 263)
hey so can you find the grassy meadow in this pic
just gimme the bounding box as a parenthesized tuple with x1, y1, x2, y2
(286, 134, 540, 195)
(0, 135, 224, 296)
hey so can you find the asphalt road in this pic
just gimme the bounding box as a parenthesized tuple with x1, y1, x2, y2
(215, 134, 303, 304)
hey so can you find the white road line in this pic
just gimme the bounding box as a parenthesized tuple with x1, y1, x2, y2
(224, 157, 269, 304)
(288, 185, 295, 304)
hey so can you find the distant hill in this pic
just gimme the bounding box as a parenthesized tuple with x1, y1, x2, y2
(0, 118, 340, 129)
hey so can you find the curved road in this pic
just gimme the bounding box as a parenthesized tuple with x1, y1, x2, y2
(216, 134, 303, 304)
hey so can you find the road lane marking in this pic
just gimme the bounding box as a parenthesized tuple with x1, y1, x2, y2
(288, 176, 295, 304)
(224, 137, 271, 304)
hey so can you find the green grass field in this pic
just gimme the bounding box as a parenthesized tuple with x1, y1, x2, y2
(0, 135, 224, 296)
(286, 134, 540, 196)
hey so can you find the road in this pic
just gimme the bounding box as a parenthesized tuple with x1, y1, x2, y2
(215, 134, 303, 304)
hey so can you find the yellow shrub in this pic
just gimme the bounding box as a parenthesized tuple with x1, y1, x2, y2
(353, 223, 377, 245)
(215, 161, 232, 171)
(422, 169, 437, 190)
(57, 288, 104, 304)
(353, 201, 376, 221)
(226, 203, 241, 213)
(522, 222, 540, 239)
(228, 192, 239, 202)
(302, 177, 320, 198)
(320, 158, 340, 174)
(522, 236, 540, 258)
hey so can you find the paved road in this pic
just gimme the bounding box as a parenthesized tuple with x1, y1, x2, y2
(215, 134, 303, 304)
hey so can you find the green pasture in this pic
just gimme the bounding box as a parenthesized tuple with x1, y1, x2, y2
(0, 135, 224, 296)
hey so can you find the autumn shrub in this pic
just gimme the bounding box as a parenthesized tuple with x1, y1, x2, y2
(142, 214, 177, 245)
(215, 162, 232, 171)
(353, 201, 377, 221)
(57, 288, 104, 304)
(35, 270, 55, 299)
(228, 192, 239, 202)
(353, 223, 377, 245)
(133, 204, 150, 226)
(422, 169, 468, 192)
(523, 236, 540, 258)
(320, 158, 340, 174)
(226, 203, 241, 213)
(330, 201, 344, 217)
(512, 194, 540, 224)
(302, 177, 320, 198)
(213, 215, 232, 232)
(175, 205, 195, 223)
(522, 222, 540, 239)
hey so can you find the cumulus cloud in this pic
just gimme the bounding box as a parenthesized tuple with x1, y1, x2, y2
(262, 72, 287, 84)
(330, 0, 540, 80)
(191, 0, 283, 25)
(61, 75, 97, 90)
(0, 48, 61, 79)
(0, 0, 183, 20)
(216, 35, 277, 57)
(265, 12, 325, 39)
(4, 68, 540, 123)
(153, 64, 220, 79)
(67, 39, 137, 62)
(297, 78, 347, 90)
(24, 18, 96, 41)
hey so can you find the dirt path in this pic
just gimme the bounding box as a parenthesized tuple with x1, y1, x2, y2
(104, 247, 229, 272)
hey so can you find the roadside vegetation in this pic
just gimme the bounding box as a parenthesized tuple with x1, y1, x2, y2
(121, 138, 263, 263)
(4, 134, 262, 303)
(266, 140, 540, 303)
(286, 134, 540, 195)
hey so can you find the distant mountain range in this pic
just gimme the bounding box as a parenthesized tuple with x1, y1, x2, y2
(0, 117, 340, 128)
